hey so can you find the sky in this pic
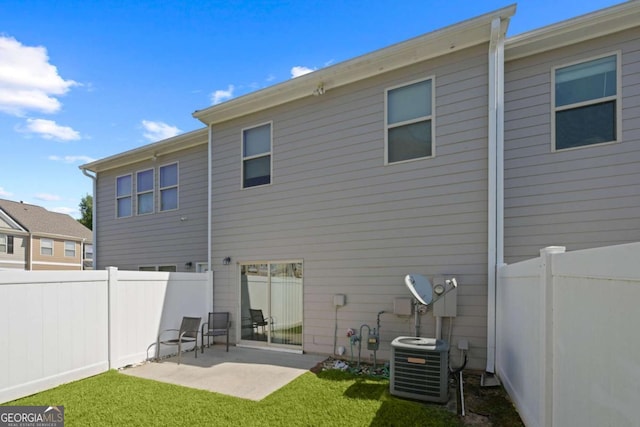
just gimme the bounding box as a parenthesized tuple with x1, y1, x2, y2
(0, 0, 624, 218)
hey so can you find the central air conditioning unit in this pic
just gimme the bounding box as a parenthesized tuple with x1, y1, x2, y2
(390, 336, 449, 403)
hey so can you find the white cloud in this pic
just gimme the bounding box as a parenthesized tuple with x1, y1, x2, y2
(35, 193, 62, 201)
(211, 85, 234, 105)
(141, 120, 181, 142)
(48, 154, 95, 164)
(0, 187, 12, 197)
(18, 118, 80, 141)
(50, 206, 76, 216)
(0, 36, 78, 116)
(291, 66, 315, 78)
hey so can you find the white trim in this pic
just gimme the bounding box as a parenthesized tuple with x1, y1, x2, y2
(551, 51, 621, 152)
(384, 76, 436, 165)
(31, 261, 82, 267)
(40, 238, 54, 256)
(135, 168, 155, 216)
(64, 241, 76, 258)
(159, 161, 179, 212)
(241, 121, 273, 189)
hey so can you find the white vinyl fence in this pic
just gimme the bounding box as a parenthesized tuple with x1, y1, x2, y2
(497, 243, 640, 427)
(0, 268, 211, 404)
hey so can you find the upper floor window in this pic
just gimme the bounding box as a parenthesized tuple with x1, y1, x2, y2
(242, 122, 272, 188)
(160, 163, 178, 211)
(64, 241, 76, 257)
(553, 53, 620, 150)
(136, 169, 154, 215)
(0, 234, 13, 254)
(85, 244, 93, 260)
(116, 174, 132, 218)
(385, 78, 434, 164)
(41, 238, 53, 256)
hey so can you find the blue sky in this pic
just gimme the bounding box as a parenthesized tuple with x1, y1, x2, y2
(0, 0, 622, 218)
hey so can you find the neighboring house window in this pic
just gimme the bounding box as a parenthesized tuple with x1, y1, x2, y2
(139, 265, 177, 272)
(385, 78, 434, 164)
(138, 266, 156, 272)
(0, 234, 12, 254)
(160, 163, 178, 211)
(41, 238, 53, 256)
(553, 53, 619, 150)
(158, 265, 177, 272)
(64, 241, 76, 257)
(242, 122, 272, 188)
(136, 169, 154, 215)
(116, 174, 132, 218)
(85, 245, 93, 260)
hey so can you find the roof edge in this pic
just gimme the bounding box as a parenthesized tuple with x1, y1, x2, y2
(506, 1, 640, 60)
(193, 4, 516, 125)
(80, 127, 208, 173)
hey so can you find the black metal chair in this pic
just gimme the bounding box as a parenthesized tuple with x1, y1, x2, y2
(201, 312, 231, 352)
(156, 316, 201, 364)
(249, 309, 270, 339)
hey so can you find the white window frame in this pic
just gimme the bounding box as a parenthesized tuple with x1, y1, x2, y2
(64, 241, 76, 257)
(85, 244, 93, 260)
(116, 174, 133, 218)
(136, 168, 155, 215)
(41, 238, 53, 256)
(0, 234, 6, 253)
(384, 76, 436, 165)
(159, 162, 179, 212)
(551, 51, 621, 152)
(241, 121, 273, 189)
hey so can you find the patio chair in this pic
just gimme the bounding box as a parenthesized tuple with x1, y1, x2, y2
(156, 316, 201, 364)
(201, 312, 231, 353)
(249, 309, 271, 338)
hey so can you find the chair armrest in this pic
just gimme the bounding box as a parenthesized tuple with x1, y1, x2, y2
(157, 328, 180, 341)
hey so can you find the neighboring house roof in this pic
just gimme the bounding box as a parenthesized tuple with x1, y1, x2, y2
(0, 199, 92, 242)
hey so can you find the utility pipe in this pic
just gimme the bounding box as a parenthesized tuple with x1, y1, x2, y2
(81, 168, 97, 270)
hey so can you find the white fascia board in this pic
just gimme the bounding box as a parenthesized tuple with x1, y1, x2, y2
(193, 5, 516, 125)
(506, 1, 640, 61)
(79, 127, 208, 173)
(0, 210, 27, 232)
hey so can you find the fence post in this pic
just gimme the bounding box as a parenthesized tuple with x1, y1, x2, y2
(539, 246, 565, 427)
(107, 266, 118, 369)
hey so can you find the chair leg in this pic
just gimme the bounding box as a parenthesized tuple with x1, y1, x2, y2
(177, 342, 182, 365)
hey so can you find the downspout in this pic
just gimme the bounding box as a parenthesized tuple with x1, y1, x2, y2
(486, 17, 506, 375)
(82, 168, 97, 270)
(207, 124, 213, 311)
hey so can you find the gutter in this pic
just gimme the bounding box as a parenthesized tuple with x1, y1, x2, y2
(486, 15, 508, 376)
(81, 168, 97, 270)
(207, 125, 213, 311)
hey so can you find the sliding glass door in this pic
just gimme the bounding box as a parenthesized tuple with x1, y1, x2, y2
(240, 261, 303, 349)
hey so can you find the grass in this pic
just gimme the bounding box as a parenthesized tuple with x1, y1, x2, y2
(5, 369, 462, 426)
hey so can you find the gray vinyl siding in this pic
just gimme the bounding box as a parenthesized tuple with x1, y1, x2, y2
(211, 44, 490, 369)
(504, 28, 640, 264)
(94, 143, 208, 271)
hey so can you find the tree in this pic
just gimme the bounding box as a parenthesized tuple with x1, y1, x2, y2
(78, 194, 93, 230)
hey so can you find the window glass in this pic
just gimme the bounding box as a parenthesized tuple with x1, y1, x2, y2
(386, 79, 433, 163)
(85, 245, 93, 260)
(160, 163, 178, 187)
(243, 124, 271, 157)
(160, 163, 178, 211)
(555, 55, 616, 107)
(158, 265, 177, 272)
(387, 80, 431, 124)
(0, 234, 6, 253)
(137, 169, 154, 215)
(388, 121, 432, 163)
(116, 175, 132, 217)
(41, 238, 53, 256)
(65, 241, 76, 257)
(554, 55, 618, 150)
(243, 123, 271, 188)
(160, 187, 178, 211)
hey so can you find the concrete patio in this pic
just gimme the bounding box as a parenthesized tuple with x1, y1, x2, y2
(120, 344, 326, 401)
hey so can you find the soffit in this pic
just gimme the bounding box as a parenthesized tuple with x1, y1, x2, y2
(193, 5, 516, 125)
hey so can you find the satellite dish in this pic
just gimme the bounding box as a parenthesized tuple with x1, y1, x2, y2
(404, 274, 433, 305)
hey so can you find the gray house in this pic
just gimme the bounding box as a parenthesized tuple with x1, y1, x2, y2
(80, 2, 640, 371)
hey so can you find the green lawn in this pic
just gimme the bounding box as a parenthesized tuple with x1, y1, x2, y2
(5, 369, 462, 426)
